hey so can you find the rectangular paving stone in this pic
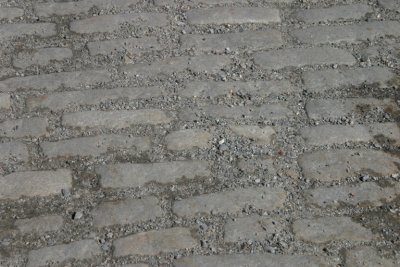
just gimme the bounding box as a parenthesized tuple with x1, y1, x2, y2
(303, 67, 395, 93)
(181, 104, 292, 121)
(27, 239, 102, 267)
(186, 8, 280, 25)
(114, 227, 197, 256)
(0, 169, 72, 200)
(230, 125, 276, 145)
(0, 8, 24, 20)
(41, 135, 150, 158)
(70, 13, 168, 34)
(34, 0, 140, 17)
(181, 30, 283, 52)
(172, 187, 286, 217)
(345, 246, 398, 267)
(13, 48, 73, 69)
(87, 37, 161, 56)
(92, 197, 162, 228)
(305, 98, 399, 120)
(165, 129, 211, 150)
(62, 109, 172, 129)
(0, 142, 29, 163)
(97, 160, 210, 188)
(224, 216, 284, 242)
(294, 4, 372, 23)
(181, 80, 294, 98)
(254, 47, 356, 69)
(175, 254, 327, 267)
(0, 93, 11, 109)
(121, 55, 231, 77)
(292, 21, 400, 44)
(305, 182, 400, 208)
(298, 149, 400, 181)
(369, 122, 400, 146)
(27, 86, 164, 111)
(0, 23, 56, 41)
(15, 215, 64, 235)
(0, 117, 48, 138)
(379, 0, 400, 12)
(293, 217, 374, 243)
(0, 69, 111, 92)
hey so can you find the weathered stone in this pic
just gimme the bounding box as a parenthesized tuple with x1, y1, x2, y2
(165, 129, 211, 150)
(173, 187, 286, 217)
(0, 93, 10, 109)
(369, 122, 400, 145)
(0, 169, 72, 200)
(181, 30, 283, 52)
(0, 117, 48, 138)
(114, 227, 197, 256)
(230, 125, 276, 144)
(92, 197, 162, 228)
(379, 0, 400, 12)
(345, 246, 398, 267)
(305, 182, 400, 207)
(41, 135, 150, 158)
(224, 216, 284, 242)
(62, 110, 172, 129)
(13, 48, 73, 69)
(181, 80, 294, 98)
(27, 239, 102, 267)
(0, 23, 56, 41)
(254, 47, 356, 69)
(87, 37, 161, 56)
(27, 86, 164, 111)
(70, 13, 168, 34)
(0, 8, 24, 20)
(97, 161, 210, 188)
(238, 158, 275, 174)
(298, 149, 400, 181)
(186, 8, 280, 24)
(0, 142, 29, 163)
(15, 215, 64, 235)
(293, 217, 374, 243)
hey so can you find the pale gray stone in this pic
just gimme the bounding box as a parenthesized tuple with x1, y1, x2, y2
(345, 246, 398, 267)
(165, 129, 211, 150)
(13, 48, 73, 69)
(0, 142, 29, 163)
(0, 117, 48, 138)
(378, 0, 400, 12)
(0, 23, 56, 41)
(369, 122, 400, 145)
(15, 215, 64, 235)
(230, 125, 276, 144)
(0, 93, 10, 109)
(0, 8, 24, 20)
(87, 37, 161, 56)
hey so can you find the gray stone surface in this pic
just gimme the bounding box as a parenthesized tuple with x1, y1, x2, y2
(0, 93, 10, 109)
(0, 141, 28, 163)
(0, 8, 24, 20)
(13, 48, 73, 69)
(0, 117, 48, 138)
(165, 129, 211, 150)
(230, 125, 276, 144)
(378, 0, 400, 12)
(15, 215, 64, 235)
(345, 246, 398, 267)
(87, 37, 161, 56)
(0, 23, 56, 41)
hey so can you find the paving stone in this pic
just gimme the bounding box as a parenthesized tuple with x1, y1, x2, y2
(345, 246, 398, 267)
(181, 30, 283, 52)
(181, 104, 292, 121)
(174, 254, 327, 267)
(292, 21, 400, 44)
(70, 13, 168, 34)
(293, 217, 374, 243)
(0, 8, 24, 20)
(92, 197, 162, 228)
(13, 48, 73, 69)
(34, 0, 140, 17)
(87, 37, 161, 56)
(303, 67, 395, 93)
(165, 129, 211, 150)
(294, 4, 372, 23)
(224, 216, 284, 242)
(41, 135, 150, 158)
(15, 215, 64, 235)
(305, 98, 399, 120)
(0, 23, 56, 41)
(97, 160, 210, 188)
(0, 169, 72, 200)
(230, 125, 276, 144)
(0, 93, 10, 109)
(254, 47, 356, 70)
(120, 264, 149, 267)
(378, 0, 400, 12)
(0, 141, 29, 163)
(181, 80, 294, 98)
(298, 149, 400, 181)
(62, 109, 172, 129)
(114, 227, 197, 256)
(369, 122, 400, 145)
(0, 70, 111, 92)
(186, 8, 280, 25)
(0, 117, 48, 138)
(121, 55, 231, 77)
(27, 239, 102, 267)
(27, 86, 164, 111)
(172, 187, 287, 217)
(305, 182, 400, 207)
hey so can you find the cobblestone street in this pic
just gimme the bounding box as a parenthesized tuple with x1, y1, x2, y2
(0, 0, 400, 266)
